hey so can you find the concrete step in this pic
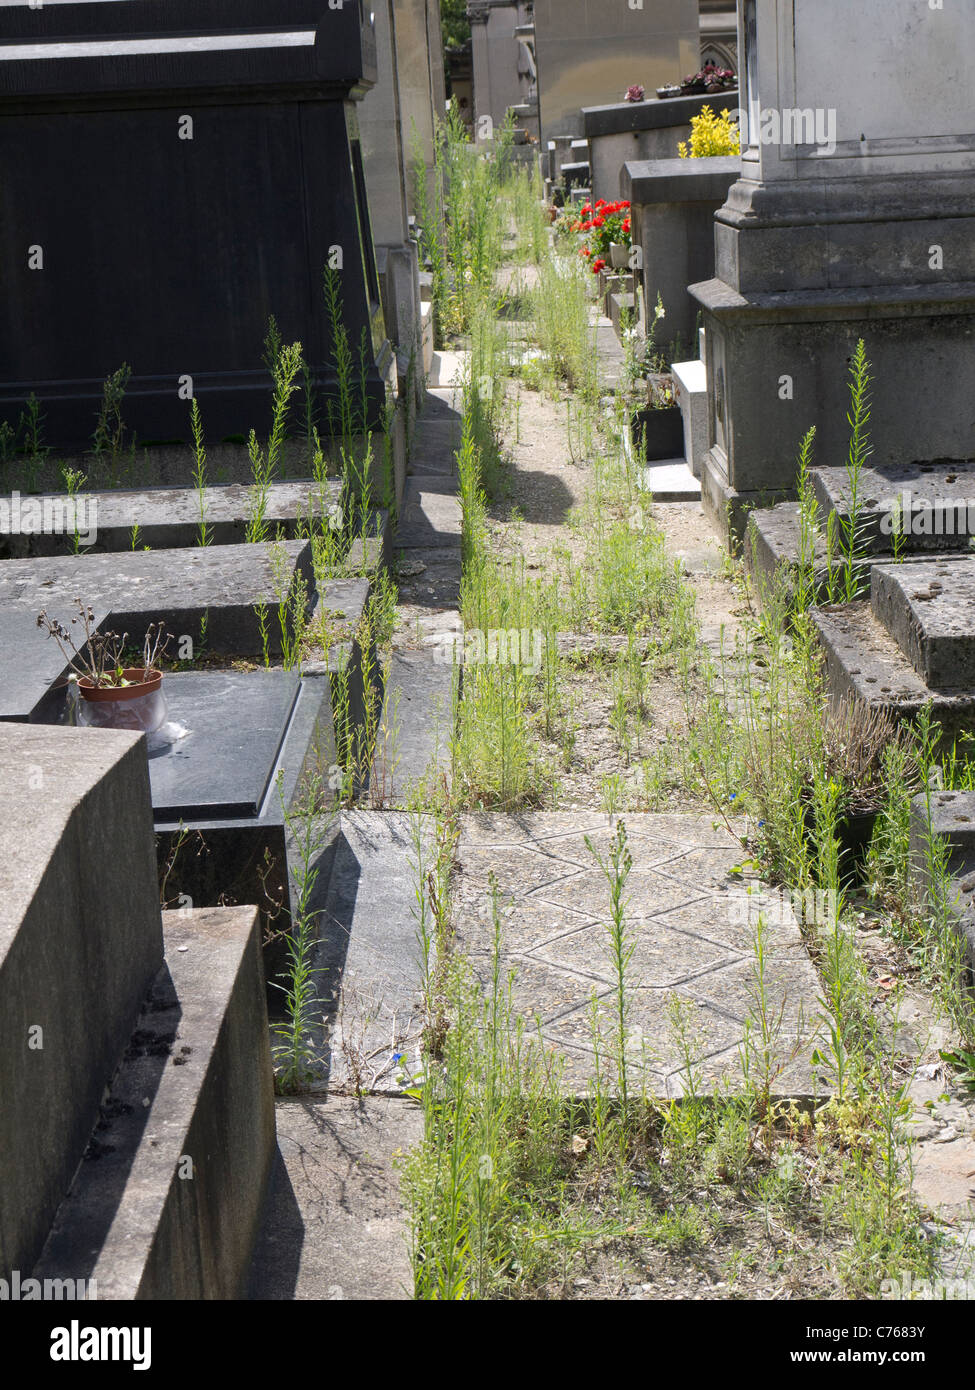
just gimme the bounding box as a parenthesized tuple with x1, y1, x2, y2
(642, 458, 701, 502)
(0, 724, 163, 1279)
(373, 648, 456, 807)
(393, 476, 462, 550)
(247, 1096, 421, 1300)
(34, 906, 275, 1299)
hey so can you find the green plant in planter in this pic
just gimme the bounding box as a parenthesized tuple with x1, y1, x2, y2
(678, 106, 740, 158)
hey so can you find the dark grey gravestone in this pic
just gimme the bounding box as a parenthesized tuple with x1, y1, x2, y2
(0, 541, 315, 656)
(872, 559, 975, 688)
(813, 462, 975, 555)
(0, 2, 391, 448)
(0, 480, 342, 559)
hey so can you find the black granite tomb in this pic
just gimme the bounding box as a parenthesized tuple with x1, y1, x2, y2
(0, 1, 393, 449)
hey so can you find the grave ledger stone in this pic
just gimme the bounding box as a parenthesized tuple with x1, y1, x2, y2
(0, 0, 393, 450)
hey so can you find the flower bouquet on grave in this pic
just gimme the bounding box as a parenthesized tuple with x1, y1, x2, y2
(680, 63, 736, 95)
(37, 601, 171, 734)
(571, 199, 632, 274)
(624, 84, 646, 103)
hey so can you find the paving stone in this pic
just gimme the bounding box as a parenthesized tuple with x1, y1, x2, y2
(0, 479, 341, 558)
(0, 540, 314, 657)
(813, 461, 975, 554)
(305, 811, 432, 1094)
(393, 476, 462, 550)
(394, 546, 462, 609)
(745, 502, 939, 603)
(374, 649, 455, 806)
(247, 1096, 421, 1301)
(451, 813, 824, 1098)
(409, 419, 461, 477)
(872, 558, 975, 688)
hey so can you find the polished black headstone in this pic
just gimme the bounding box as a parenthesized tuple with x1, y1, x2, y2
(0, 1, 392, 448)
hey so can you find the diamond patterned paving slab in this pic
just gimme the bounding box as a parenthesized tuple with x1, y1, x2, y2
(452, 813, 825, 1098)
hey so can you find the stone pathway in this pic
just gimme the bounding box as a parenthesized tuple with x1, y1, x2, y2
(451, 812, 824, 1098)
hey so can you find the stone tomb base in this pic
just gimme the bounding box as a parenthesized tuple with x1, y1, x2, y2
(148, 671, 338, 1010)
(691, 277, 975, 541)
(747, 461, 975, 603)
(813, 557, 975, 748)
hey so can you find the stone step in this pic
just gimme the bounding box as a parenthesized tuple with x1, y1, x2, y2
(642, 459, 701, 502)
(813, 461, 975, 554)
(872, 557, 975, 688)
(811, 600, 975, 750)
(0, 723, 162, 1279)
(0, 479, 342, 560)
(373, 647, 456, 807)
(409, 419, 462, 477)
(33, 905, 275, 1299)
(247, 1096, 421, 1301)
(428, 350, 467, 389)
(393, 476, 462, 550)
(745, 502, 945, 607)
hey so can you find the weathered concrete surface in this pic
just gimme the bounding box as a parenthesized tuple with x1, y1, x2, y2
(813, 462, 975, 555)
(375, 649, 455, 805)
(0, 606, 106, 722)
(0, 541, 315, 657)
(0, 479, 342, 558)
(247, 1097, 421, 1301)
(0, 724, 162, 1280)
(909, 791, 975, 970)
(811, 602, 975, 747)
(451, 813, 824, 1098)
(34, 906, 275, 1300)
(393, 476, 462, 550)
(873, 559, 975, 689)
(308, 812, 431, 1094)
(409, 418, 461, 478)
(745, 503, 958, 607)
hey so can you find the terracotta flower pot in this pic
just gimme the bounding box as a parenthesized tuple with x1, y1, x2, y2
(78, 667, 163, 702)
(77, 668, 167, 734)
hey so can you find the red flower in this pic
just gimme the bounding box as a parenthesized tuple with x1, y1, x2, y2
(622, 218, 631, 234)
(591, 257, 606, 274)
